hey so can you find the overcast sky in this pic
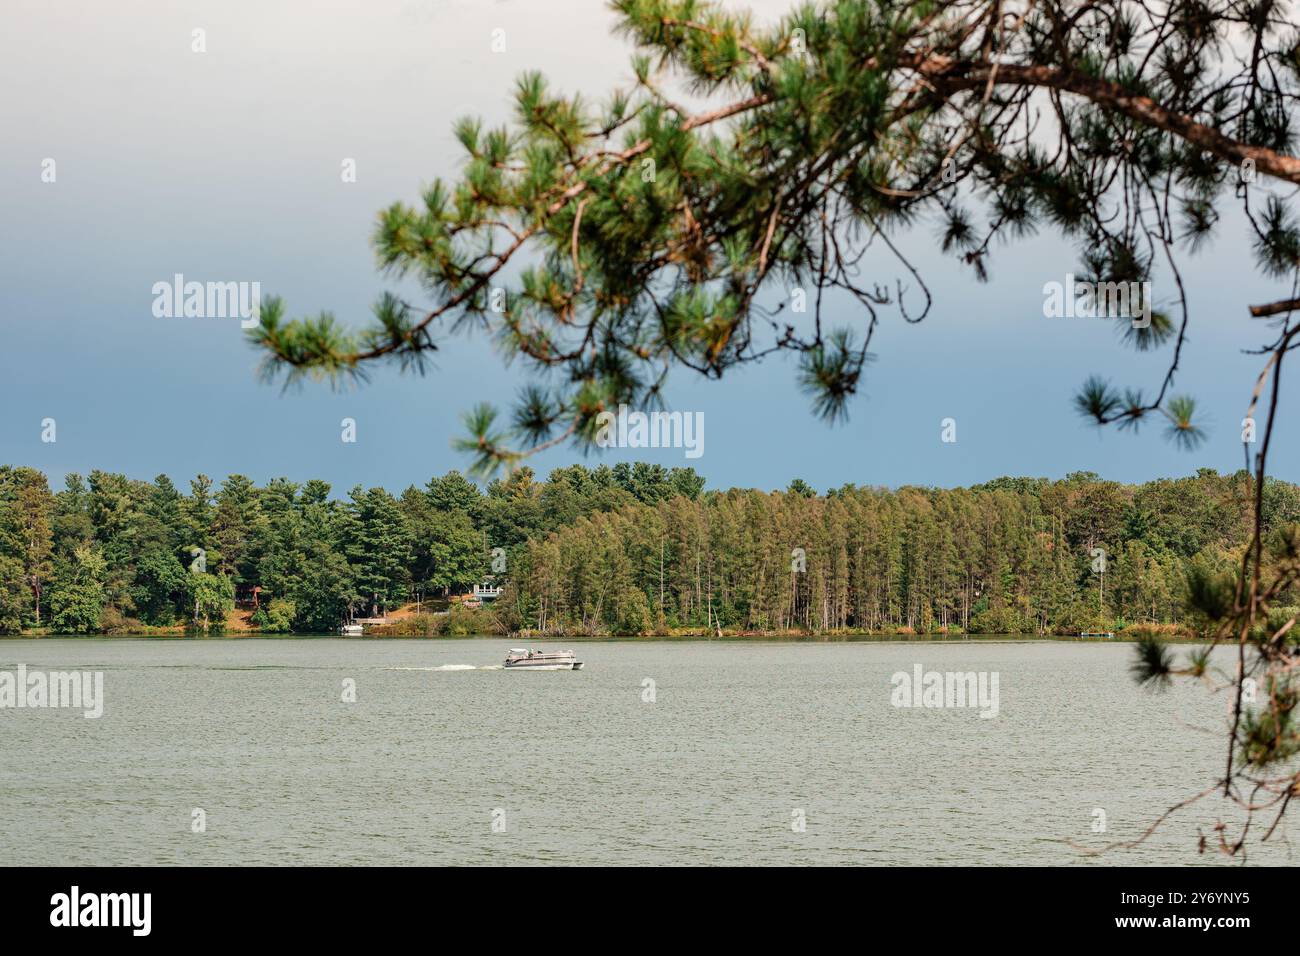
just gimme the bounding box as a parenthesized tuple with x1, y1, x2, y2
(1, 0, 1294, 495)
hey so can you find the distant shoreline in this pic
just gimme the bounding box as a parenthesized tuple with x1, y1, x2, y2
(4, 465, 1262, 643)
(3, 628, 1196, 643)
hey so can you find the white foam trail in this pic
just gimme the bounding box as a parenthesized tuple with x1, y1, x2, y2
(386, 664, 481, 672)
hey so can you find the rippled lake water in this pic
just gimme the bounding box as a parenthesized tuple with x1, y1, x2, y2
(0, 637, 1289, 865)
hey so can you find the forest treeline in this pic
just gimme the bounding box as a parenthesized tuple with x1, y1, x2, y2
(0, 462, 704, 635)
(1, 463, 1296, 636)
(517, 469, 1300, 636)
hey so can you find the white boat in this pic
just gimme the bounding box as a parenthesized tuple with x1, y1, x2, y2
(340, 623, 364, 637)
(503, 648, 584, 670)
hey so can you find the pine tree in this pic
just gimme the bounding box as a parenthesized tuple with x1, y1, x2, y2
(346, 487, 411, 616)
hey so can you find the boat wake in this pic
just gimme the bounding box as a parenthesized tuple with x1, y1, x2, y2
(386, 664, 484, 672)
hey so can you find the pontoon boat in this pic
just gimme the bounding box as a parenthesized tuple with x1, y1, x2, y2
(503, 648, 584, 670)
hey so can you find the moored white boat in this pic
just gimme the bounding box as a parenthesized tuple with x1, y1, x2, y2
(503, 648, 584, 670)
(340, 623, 364, 637)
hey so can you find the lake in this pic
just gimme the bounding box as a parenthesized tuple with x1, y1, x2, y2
(0, 637, 1287, 866)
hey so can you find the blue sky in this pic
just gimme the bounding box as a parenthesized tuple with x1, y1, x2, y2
(1, 0, 1294, 495)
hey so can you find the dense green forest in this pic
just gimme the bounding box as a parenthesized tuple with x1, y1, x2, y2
(1, 463, 1296, 636)
(0, 462, 702, 635)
